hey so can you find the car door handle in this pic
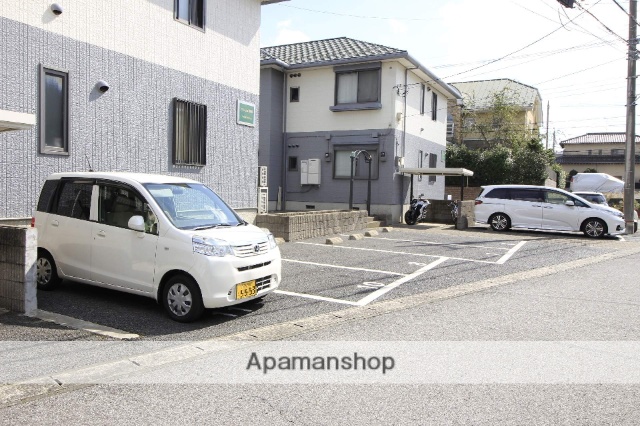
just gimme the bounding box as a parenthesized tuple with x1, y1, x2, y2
(97, 230, 106, 238)
(542, 206, 553, 209)
(51, 220, 59, 227)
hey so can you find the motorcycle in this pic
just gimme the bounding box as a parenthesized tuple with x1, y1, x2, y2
(404, 194, 430, 225)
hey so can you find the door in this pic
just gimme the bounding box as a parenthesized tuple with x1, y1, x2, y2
(541, 190, 581, 231)
(90, 183, 159, 293)
(43, 180, 95, 280)
(506, 188, 544, 228)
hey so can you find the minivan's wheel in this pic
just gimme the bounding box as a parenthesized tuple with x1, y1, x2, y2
(36, 251, 60, 290)
(162, 275, 205, 323)
(489, 213, 511, 232)
(582, 218, 606, 238)
(404, 210, 417, 225)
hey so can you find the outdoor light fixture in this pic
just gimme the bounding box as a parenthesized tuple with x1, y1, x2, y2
(51, 3, 63, 15)
(96, 80, 110, 93)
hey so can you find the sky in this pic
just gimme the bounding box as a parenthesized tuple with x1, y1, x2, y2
(260, 0, 638, 150)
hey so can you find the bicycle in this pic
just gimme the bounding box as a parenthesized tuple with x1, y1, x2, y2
(447, 200, 459, 225)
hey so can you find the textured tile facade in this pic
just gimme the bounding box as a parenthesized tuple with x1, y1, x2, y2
(0, 1, 263, 219)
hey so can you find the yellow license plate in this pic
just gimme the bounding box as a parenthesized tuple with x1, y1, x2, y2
(236, 280, 257, 300)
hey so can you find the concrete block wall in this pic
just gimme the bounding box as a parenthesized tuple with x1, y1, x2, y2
(256, 210, 369, 241)
(444, 186, 483, 201)
(424, 200, 476, 229)
(0, 226, 37, 314)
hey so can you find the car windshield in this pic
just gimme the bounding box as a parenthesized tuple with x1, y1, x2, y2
(143, 183, 243, 230)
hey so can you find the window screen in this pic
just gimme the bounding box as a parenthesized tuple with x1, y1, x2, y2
(173, 98, 207, 166)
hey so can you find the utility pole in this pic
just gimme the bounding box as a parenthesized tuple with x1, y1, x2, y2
(545, 101, 550, 149)
(624, 0, 637, 235)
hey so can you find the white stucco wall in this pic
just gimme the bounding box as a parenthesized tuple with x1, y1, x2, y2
(0, 0, 261, 94)
(284, 60, 447, 149)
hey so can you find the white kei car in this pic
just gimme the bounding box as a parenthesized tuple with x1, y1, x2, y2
(34, 172, 282, 322)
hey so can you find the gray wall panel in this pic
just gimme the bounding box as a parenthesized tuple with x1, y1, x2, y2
(0, 16, 259, 218)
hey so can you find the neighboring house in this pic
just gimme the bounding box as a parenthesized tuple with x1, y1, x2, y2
(447, 79, 543, 149)
(557, 132, 640, 186)
(259, 37, 462, 223)
(0, 0, 286, 221)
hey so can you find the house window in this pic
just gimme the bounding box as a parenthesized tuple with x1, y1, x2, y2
(431, 92, 437, 121)
(331, 63, 381, 111)
(39, 65, 69, 155)
(428, 153, 437, 183)
(611, 149, 624, 155)
(288, 156, 298, 171)
(420, 84, 426, 115)
(334, 149, 378, 179)
(175, 0, 205, 30)
(418, 150, 423, 181)
(173, 98, 207, 166)
(290, 87, 300, 102)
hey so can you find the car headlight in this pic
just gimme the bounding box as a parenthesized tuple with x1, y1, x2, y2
(612, 210, 624, 219)
(192, 236, 233, 257)
(267, 233, 277, 249)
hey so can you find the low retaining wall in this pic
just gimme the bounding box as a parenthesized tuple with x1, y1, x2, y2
(422, 200, 476, 229)
(256, 210, 369, 242)
(0, 225, 37, 314)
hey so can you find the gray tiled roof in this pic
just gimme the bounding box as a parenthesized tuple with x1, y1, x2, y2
(560, 133, 640, 146)
(261, 37, 406, 67)
(450, 79, 541, 110)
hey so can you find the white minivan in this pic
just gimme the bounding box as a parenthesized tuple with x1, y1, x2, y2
(34, 172, 282, 322)
(474, 185, 627, 238)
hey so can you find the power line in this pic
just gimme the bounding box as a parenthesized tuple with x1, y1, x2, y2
(576, 0, 629, 42)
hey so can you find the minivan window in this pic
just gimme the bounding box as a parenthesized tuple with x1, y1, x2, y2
(545, 190, 570, 205)
(510, 189, 543, 202)
(55, 181, 92, 220)
(485, 188, 510, 199)
(144, 183, 242, 230)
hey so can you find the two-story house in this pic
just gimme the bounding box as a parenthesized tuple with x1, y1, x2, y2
(259, 37, 462, 224)
(448, 79, 543, 149)
(557, 132, 640, 187)
(0, 0, 285, 221)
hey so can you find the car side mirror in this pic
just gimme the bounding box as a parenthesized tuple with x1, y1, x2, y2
(565, 200, 575, 207)
(128, 215, 146, 232)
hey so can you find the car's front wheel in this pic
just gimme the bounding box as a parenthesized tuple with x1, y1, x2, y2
(36, 250, 61, 290)
(489, 213, 511, 232)
(162, 274, 205, 322)
(582, 218, 606, 238)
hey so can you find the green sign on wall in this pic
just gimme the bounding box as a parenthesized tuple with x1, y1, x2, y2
(237, 100, 256, 127)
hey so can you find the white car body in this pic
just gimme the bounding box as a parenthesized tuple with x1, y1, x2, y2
(34, 172, 282, 321)
(474, 185, 626, 238)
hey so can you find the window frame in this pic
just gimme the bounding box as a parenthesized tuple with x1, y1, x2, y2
(420, 84, 426, 115)
(288, 156, 298, 172)
(172, 97, 207, 167)
(174, 0, 206, 31)
(290, 87, 300, 102)
(330, 63, 382, 112)
(39, 65, 69, 155)
(428, 153, 437, 183)
(431, 92, 438, 121)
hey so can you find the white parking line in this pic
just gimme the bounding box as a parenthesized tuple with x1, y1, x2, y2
(495, 241, 528, 264)
(282, 258, 405, 276)
(295, 242, 498, 264)
(368, 236, 512, 251)
(356, 257, 449, 306)
(273, 290, 360, 306)
(34, 310, 139, 340)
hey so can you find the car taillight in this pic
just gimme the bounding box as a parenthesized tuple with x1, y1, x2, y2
(30, 217, 35, 227)
(475, 200, 483, 205)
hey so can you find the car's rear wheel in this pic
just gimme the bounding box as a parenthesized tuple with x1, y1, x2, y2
(582, 218, 606, 238)
(489, 213, 511, 232)
(404, 210, 417, 225)
(36, 250, 60, 290)
(162, 274, 205, 322)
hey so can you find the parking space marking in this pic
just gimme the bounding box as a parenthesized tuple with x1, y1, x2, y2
(34, 310, 139, 340)
(295, 242, 499, 264)
(495, 241, 528, 264)
(273, 290, 360, 306)
(367, 236, 513, 251)
(356, 257, 449, 306)
(282, 258, 405, 276)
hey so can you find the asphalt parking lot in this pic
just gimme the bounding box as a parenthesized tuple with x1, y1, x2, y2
(3, 223, 636, 341)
